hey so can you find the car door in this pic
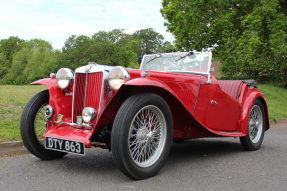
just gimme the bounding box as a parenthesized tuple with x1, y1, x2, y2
(204, 83, 241, 132)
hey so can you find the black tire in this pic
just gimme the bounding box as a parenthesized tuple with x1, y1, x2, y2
(20, 90, 67, 160)
(111, 93, 173, 179)
(240, 99, 266, 151)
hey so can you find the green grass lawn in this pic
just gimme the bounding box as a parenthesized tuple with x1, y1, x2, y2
(0, 85, 46, 142)
(258, 84, 287, 123)
(0, 84, 286, 142)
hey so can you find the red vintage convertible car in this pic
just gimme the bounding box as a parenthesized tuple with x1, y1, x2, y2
(21, 52, 269, 179)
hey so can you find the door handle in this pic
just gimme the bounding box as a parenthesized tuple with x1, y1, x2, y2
(210, 100, 218, 104)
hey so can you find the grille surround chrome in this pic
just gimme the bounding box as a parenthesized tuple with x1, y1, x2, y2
(71, 63, 118, 126)
(72, 72, 103, 123)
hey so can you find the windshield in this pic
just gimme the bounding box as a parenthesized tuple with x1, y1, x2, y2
(140, 52, 212, 74)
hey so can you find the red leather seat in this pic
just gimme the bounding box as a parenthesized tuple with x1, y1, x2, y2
(218, 80, 243, 100)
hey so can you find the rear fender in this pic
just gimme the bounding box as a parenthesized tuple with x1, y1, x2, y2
(240, 89, 270, 135)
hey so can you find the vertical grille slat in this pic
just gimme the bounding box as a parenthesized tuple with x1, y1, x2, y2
(72, 72, 103, 123)
(86, 73, 103, 108)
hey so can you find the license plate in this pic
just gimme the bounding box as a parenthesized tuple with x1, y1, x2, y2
(45, 137, 85, 155)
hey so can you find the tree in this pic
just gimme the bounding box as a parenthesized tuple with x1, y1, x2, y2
(91, 29, 139, 67)
(3, 47, 31, 84)
(158, 41, 176, 53)
(92, 29, 129, 44)
(24, 46, 58, 82)
(0, 52, 7, 78)
(0, 36, 24, 78)
(132, 28, 164, 62)
(161, 0, 287, 81)
(60, 35, 92, 69)
(0, 36, 24, 62)
(60, 30, 140, 69)
(1, 39, 58, 84)
(132, 28, 176, 62)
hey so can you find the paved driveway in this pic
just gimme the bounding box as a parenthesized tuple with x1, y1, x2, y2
(1, 123, 287, 191)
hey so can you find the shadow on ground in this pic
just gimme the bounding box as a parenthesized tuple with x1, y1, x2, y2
(31, 137, 244, 179)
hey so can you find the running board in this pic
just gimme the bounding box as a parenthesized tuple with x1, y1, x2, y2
(217, 131, 245, 137)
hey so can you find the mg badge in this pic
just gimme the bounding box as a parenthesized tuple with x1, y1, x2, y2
(76, 116, 83, 126)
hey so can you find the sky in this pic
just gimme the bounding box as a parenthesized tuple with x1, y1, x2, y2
(0, 0, 174, 49)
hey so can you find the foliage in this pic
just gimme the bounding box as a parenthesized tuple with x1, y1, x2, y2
(60, 29, 139, 69)
(60, 29, 174, 70)
(0, 28, 175, 85)
(0, 37, 24, 79)
(0, 39, 58, 84)
(161, 0, 287, 82)
(132, 28, 176, 62)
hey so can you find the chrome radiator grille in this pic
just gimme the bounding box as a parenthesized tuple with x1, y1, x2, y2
(72, 72, 103, 122)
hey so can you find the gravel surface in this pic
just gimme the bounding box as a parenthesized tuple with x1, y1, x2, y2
(1, 123, 287, 191)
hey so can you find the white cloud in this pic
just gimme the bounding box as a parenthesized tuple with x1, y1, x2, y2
(0, 0, 174, 49)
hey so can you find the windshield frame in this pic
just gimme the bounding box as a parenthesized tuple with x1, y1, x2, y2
(139, 51, 212, 75)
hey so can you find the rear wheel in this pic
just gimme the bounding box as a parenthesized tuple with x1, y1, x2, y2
(240, 99, 265, 151)
(20, 90, 66, 160)
(111, 93, 173, 179)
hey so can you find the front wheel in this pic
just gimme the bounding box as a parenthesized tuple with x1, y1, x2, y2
(240, 99, 266, 151)
(20, 90, 66, 160)
(111, 93, 173, 179)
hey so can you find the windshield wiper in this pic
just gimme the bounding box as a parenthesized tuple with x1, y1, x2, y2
(145, 53, 162, 64)
(175, 51, 194, 62)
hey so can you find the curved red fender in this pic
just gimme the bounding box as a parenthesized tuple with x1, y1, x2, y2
(31, 78, 92, 147)
(124, 77, 177, 95)
(240, 89, 270, 135)
(31, 78, 73, 119)
(31, 78, 56, 89)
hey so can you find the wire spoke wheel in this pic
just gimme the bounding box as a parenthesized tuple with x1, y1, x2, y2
(128, 105, 167, 168)
(248, 105, 263, 143)
(240, 99, 266, 151)
(20, 90, 66, 160)
(111, 93, 172, 179)
(34, 103, 48, 145)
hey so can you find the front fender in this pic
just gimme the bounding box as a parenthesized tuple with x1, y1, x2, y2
(31, 78, 73, 120)
(95, 77, 179, 128)
(241, 89, 270, 135)
(31, 78, 57, 89)
(124, 77, 177, 95)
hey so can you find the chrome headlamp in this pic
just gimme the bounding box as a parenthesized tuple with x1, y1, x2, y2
(108, 66, 130, 90)
(82, 107, 96, 123)
(56, 68, 74, 89)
